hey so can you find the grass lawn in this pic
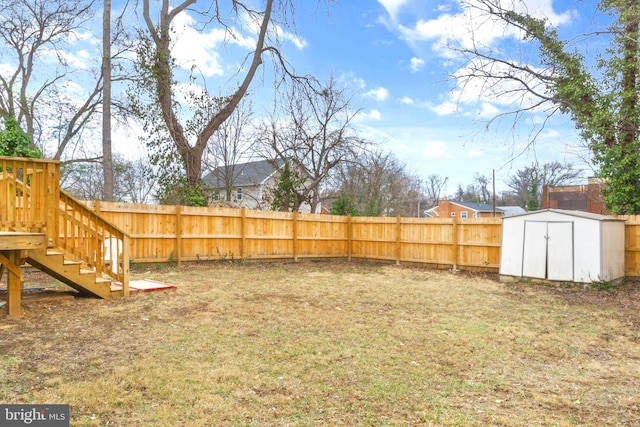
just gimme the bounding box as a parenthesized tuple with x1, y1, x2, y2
(1, 261, 640, 426)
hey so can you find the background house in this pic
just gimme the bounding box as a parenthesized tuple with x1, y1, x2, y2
(202, 159, 318, 212)
(541, 178, 609, 215)
(425, 200, 526, 218)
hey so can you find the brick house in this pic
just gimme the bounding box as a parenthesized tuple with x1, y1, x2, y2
(425, 200, 525, 218)
(541, 178, 609, 215)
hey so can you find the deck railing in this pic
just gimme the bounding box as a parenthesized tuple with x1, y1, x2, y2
(0, 155, 128, 283)
(58, 191, 129, 283)
(0, 156, 59, 240)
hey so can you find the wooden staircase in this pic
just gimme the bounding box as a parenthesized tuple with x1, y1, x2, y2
(26, 248, 120, 299)
(1, 156, 130, 316)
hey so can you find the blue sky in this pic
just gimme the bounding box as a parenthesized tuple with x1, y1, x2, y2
(5, 0, 604, 194)
(133, 0, 600, 194)
(279, 0, 595, 194)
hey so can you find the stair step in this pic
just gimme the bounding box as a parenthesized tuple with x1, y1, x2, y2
(27, 248, 116, 299)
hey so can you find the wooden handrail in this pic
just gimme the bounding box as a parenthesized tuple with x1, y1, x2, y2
(1, 155, 129, 288)
(0, 157, 53, 233)
(58, 190, 129, 284)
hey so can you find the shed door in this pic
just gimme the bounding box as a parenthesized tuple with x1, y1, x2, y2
(522, 221, 547, 279)
(546, 222, 574, 281)
(522, 221, 574, 280)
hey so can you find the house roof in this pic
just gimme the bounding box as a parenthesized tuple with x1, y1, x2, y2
(499, 206, 527, 216)
(202, 159, 285, 188)
(450, 201, 505, 213)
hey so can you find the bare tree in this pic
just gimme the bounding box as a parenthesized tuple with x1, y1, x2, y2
(506, 161, 582, 210)
(424, 174, 448, 208)
(257, 76, 369, 213)
(61, 154, 157, 203)
(203, 99, 254, 202)
(135, 0, 307, 204)
(330, 150, 424, 217)
(0, 0, 97, 155)
(0, 0, 133, 163)
(102, 0, 114, 200)
(449, 0, 640, 213)
(473, 173, 491, 204)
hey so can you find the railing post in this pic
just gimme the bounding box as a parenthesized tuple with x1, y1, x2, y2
(122, 234, 130, 298)
(45, 162, 59, 247)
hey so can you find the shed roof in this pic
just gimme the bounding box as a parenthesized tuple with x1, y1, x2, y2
(503, 208, 625, 222)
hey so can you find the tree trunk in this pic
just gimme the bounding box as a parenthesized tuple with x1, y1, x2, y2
(102, 0, 114, 201)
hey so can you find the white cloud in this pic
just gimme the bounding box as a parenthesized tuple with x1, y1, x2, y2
(468, 148, 483, 157)
(339, 72, 367, 90)
(60, 80, 85, 97)
(476, 102, 500, 119)
(423, 141, 448, 158)
(364, 87, 389, 101)
(273, 24, 307, 50)
(172, 12, 228, 77)
(171, 9, 305, 78)
(377, 0, 411, 21)
(431, 101, 458, 116)
(357, 109, 383, 121)
(0, 63, 15, 76)
(41, 48, 89, 70)
(410, 57, 424, 72)
(448, 60, 552, 114)
(393, 0, 577, 58)
(400, 96, 414, 104)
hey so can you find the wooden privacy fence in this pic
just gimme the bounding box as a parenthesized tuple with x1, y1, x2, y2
(83, 201, 503, 271)
(80, 202, 640, 276)
(620, 215, 640, 276)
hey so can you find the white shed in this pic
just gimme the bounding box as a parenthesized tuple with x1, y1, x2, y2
(499, 209, 626, 283)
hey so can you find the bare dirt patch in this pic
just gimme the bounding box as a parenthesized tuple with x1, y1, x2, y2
(2, 261, 640, 426)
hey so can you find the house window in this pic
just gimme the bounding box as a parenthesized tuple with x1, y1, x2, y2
(461, 211, 468, 218)
(236, 188, 243, 201)
(451, 212, 456, 217)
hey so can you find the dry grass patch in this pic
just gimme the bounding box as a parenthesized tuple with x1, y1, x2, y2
(2, 261, 640, 426)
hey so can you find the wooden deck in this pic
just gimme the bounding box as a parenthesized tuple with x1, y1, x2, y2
(0, 232, 47, 251)
(1, 156, 130, 318)
(0, 232, 47, 317)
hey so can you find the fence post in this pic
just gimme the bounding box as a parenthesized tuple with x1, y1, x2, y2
(175, 205, 182, 267)
(452, 217, 459, 270)
(347, 215, 352, 262)
(396, 216, 401, 265)
(240, 207, 246, 260)
(292, 211, 298, 262)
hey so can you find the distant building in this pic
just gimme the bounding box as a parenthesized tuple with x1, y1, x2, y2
(424, 200, 526, 218)
(202, 159, 318, 213)
(541, 178, 608, 215)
